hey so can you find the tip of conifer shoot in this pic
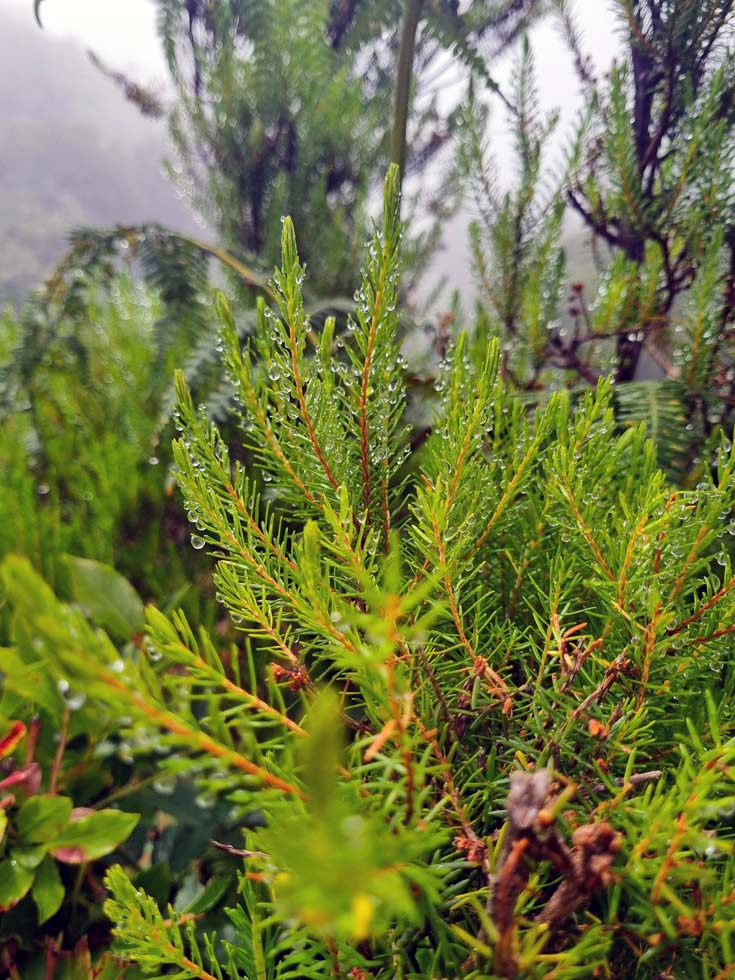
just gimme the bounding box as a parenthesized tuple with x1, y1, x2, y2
(383, 164, 401, 238)
(214, 291, 235, 332)
(280, 216, 298, 270)
(174, 370, 193, 413)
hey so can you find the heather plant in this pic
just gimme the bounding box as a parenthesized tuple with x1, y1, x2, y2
(0, 554, 244, 974)
(141, 0, 544, 287)
(0, 275, 223, 624)
(0, 280, 232, 969)
(31, 0, 547, 327)
(4, 168, 735, 979)
(455, 0, 735, 483)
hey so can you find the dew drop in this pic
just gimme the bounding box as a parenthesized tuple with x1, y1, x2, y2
(153, 772, 176, 795)
(195, 790, 217, 810)
(57, 678, 87, 710)
(144, 641, 163, 663)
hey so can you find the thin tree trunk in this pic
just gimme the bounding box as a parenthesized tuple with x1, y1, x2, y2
(391, 0, 423, 193)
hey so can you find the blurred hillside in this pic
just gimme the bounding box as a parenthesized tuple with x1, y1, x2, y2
(0, 5, 198, 305)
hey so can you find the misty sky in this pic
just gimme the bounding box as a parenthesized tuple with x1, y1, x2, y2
(11, 0, 622, 193)
(8, 0, 165, 73)
(10, 0, 621, 110)
(5, 0, 623, 302)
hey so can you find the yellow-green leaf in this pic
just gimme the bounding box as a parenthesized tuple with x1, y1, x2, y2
(0, 856, 35, 911)
(17, 795, 72, 843)
(32, 855, 65, 923)
(64, 556, 144, 640)
(50, 809, 138, 864)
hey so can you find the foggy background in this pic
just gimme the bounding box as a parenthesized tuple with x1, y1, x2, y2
(0, 0, 621, 307)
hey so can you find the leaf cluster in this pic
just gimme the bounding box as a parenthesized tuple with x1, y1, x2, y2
(5, 168, 735, 978)
(453, 4, 735, 483)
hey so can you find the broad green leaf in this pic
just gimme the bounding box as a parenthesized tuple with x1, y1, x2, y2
(32, 855, 64, 923)
(0, 646, 62, 716)
(0, 855, 35, 911)
(0, 810, 6, 844)
(13, 845, 48, 869)
(181, 874, 230, 914)
(17, 795, 72, 843)
(50, 809, 139, 864)
(64, 556, 144, 640)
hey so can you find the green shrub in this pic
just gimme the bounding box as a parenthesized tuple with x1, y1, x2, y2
(0, 557, 246, 972)
(453, 0, 735, 483)
(3, 167, 735, 978)
(0, 277, 220, 628)
(0, 280, 229, 969)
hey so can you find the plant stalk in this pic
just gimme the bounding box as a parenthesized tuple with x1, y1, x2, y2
(391, 0, 424, 192)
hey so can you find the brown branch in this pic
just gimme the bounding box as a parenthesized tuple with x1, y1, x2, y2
(223, 480, 297, 573)
(418, 720, 489, 879)
(560, 474, 615, 580)
(588, 769, 662, 796)
(236, 360, 320, 509)
(668, 573, 735, 636)
(49, 709, 69, 795)
(488, 770, 621, 976)
(570, 652, 632, 721)
(638, 602, 662, 710)
(100, 672, 305, 799)
(469, 437, 541, 559)
(432, 514, 506, 692)
(690, 622, 735, 646)
(566, 191, 622, 250)
(170, 642, 305, 734)
(286, 320, 340, 493)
